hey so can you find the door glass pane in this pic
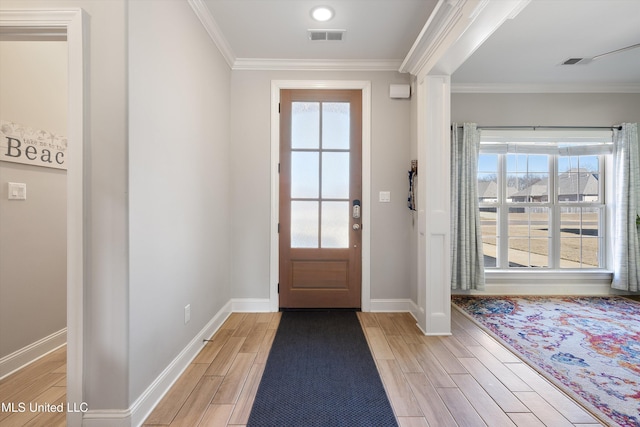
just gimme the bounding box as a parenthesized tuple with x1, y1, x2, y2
(322, 152, 349, 199)
(291, 201, 318, 248)
(291, 152, 319, 198)
(322, 102, 350, 149)
(292, 102, 319, 149)
(321, 201, 349, 248)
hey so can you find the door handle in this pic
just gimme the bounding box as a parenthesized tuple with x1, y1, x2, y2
(352, 200, 361, 219)
(352, 223, 360, 230)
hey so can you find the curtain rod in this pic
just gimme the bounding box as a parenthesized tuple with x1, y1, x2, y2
(454, 125, 622, 131)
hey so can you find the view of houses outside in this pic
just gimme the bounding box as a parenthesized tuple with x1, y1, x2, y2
(478, 152, 603, 269)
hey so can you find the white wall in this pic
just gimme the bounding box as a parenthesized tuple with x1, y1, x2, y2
(230, 70, 413, 304)
(128, 0, 232, 403)
(0, 41, 67, 362)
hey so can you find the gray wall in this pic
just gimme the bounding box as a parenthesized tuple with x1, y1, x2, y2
(3, 0, 131, 411)
(452, 93, 640, 125)
(451, 92, 640, 292)
(128, 0, 232, 403)
(0, 1, 417, 414)
(0, 41, 67, 360)
(229, 70, 414, 303)
(1, 0, 234, 410)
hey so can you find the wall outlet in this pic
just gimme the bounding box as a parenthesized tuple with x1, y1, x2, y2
(184, 304, 191, 324)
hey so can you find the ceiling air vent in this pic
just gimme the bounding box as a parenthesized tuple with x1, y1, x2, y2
(562, 58, 586, 65)
(308, 30, 345, 41)
(561, 43, 640, 66)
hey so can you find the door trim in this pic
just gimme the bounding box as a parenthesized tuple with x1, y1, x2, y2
(270, 80, 371, 312)
(0, 8, 86, 426)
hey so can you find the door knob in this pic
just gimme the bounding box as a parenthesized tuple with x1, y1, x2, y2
(352, 224, 361, 230)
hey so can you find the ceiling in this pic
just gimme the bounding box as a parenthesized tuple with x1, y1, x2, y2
(200, 0, 437, 69)
(451, 0, 640, 91)
(199, 0, 640, 91)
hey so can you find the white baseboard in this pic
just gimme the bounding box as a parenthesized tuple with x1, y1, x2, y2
(0, 328, 67, 380)
(471, 283, 613, 295)
(231, 298, 418, 313)
(369, 298, 418, 313)
(84, 297, 421, 425)
(371, 299, 430, 336)
(82, 300, 233, 427)
(130, 300, 232, 426)
(231, 298, 271, 312)
(81, 410, 131, 427)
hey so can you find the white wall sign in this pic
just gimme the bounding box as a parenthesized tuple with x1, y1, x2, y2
(0, 120, 67, 170)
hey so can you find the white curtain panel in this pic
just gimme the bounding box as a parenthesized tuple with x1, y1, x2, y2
(612, 122, 640, 292)
(451, 123, 485, 291)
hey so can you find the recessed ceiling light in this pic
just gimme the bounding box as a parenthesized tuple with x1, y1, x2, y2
(311, 6, 334, 22)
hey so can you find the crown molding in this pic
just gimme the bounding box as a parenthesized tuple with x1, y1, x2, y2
(400, 0, 465, 75)
(232, 58, 402, 72)
(451, 83, 640, 93)
(188, 0, 235, 69)
(400, 0, 531, 77)
(189, 0, 405, 72)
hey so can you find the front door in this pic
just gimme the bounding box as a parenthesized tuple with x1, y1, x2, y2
(279, 89, 362, 308)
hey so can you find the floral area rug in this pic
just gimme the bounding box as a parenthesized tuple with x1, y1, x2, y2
(452, 296, 640, 427)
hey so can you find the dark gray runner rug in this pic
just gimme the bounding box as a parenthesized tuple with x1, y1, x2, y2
(247, 311, 398, 426)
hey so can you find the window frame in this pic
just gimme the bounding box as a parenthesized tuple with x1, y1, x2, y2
(478, 133, 611, 271)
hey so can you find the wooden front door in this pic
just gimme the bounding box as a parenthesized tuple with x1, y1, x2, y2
(279, 89, 362, 308)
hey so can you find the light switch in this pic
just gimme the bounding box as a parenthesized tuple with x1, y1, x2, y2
(379, 191, 391, 203)
(8, 182, 27, 200)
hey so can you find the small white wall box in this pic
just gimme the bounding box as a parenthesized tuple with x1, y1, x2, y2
(8, 182, 27, 200)
(389, 84, 411, 99)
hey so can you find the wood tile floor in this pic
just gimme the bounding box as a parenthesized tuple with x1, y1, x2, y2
(0, 345, 67, 427)
(0, 309, 604, 427)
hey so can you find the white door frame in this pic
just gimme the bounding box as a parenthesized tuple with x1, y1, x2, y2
(0, 9, 86, 426)
(270, 80, 372, 312)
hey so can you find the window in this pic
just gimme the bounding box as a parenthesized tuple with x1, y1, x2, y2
(478, 131, 611, 270)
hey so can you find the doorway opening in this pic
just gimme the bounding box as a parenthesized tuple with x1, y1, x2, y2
(279, 89, 363, 308)
(0, 9, 85, 426)
(270, 80, 372, 312)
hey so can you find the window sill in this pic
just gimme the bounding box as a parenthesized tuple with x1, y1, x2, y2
(464, 269, 615, 295)
(485, 268, 612, 276)
(486, 269, 612, 282)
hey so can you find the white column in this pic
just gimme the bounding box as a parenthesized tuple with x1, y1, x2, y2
(415, 74, 451, 335)
(407, 0, 530, 336)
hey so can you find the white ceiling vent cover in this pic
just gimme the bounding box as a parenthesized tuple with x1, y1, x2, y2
(308, 30, 345, 41)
